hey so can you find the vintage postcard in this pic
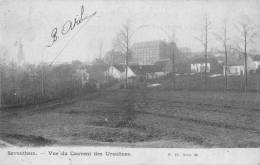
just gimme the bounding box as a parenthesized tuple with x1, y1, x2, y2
(0, 0, 260, 164)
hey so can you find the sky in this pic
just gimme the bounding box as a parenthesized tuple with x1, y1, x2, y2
(0, 0, 260, 64)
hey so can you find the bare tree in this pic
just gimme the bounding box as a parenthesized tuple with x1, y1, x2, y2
(0, 47, 8, 107)
(195, 14, 211, 89)
(171, 42, 176, 89)
(0, 61, 2, 108)
(169, 32, 177, 89)
(235, 15, 257, 92)
(113, 21, 131, 88)
(214, 20, 230, 91)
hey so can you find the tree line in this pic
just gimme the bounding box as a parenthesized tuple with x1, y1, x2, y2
(0, 60, 98, 107)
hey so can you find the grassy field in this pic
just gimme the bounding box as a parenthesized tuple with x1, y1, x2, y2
(154, 74, 260, 92)
(0, 86, 259, 147)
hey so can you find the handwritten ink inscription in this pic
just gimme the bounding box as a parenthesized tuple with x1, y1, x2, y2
(47, 5, 97, 47)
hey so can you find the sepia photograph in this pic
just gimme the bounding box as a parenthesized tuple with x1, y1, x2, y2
(0, 0, 260, 154)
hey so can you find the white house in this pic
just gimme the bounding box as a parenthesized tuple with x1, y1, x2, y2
(106, 65, 123, 79)
(121, 67, 136, 79)
(191, 63, 211, 73)
(105, 65, 136, 80)
(225, 66, 244, 76)
(254, 61, 260, 69)
(251, 54, 260, 70)
(223, 56, 257, 76)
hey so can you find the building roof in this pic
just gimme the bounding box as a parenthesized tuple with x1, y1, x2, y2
(226, 57, 244, 66)
(191, 56, 218, 64)
(128, 65, 144, 75)
(129, 65, 163, 74)
(154, 59, 170, 67)
(113, 65, 125, 72)
(251, 55, 260, 61)
(225, 55, 254, 66)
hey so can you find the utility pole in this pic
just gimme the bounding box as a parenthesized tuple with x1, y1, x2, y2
(204, 15, 208, 90)
(222, 25, 229, 92)
(171, 42, 176, 89)
(236, 15, 256, 93)
(224, 44, 228, 91)
(225, 45, 232, 91)
(0, 56, 3, 108)
(244, 33, 248, 93)
(0, 67, 2, 108)
(125, 29, 129, 88)
(194, 14, 211, 90)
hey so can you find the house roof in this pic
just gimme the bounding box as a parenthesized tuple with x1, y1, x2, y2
(113, 65, 125, 72)
(191, 56, 218, 64)
(111, 64, 163, 74)
(129, 65, 163, 74)
(252, 55, 260, 61)
(226, 55, 257, 67)
(154, 59, 170, 66)
(128, 65, 144, 75)
(226, 57, 244, 66)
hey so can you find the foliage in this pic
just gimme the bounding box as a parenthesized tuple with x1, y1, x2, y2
(0, 61, 99, 106)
